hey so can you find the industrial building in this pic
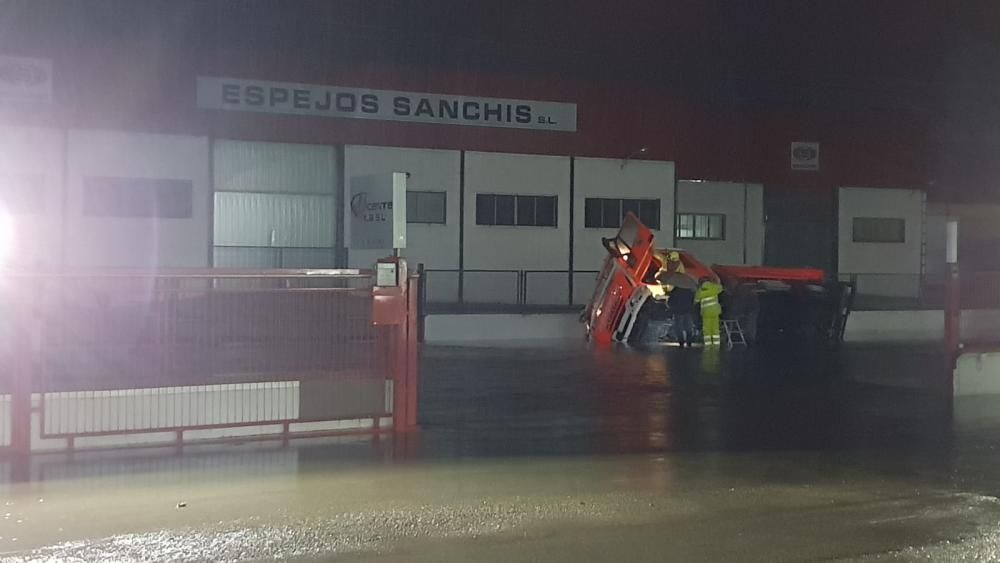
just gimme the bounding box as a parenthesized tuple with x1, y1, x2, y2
(0, 37, 934, 306)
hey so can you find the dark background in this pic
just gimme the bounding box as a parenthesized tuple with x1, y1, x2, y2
(3, 0, 1000, 202)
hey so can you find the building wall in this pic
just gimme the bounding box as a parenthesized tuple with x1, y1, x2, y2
(463, 151, 571, 303)
(345, 145, 462, 302)
(745, 183, 765, 265)
(838, 187, 925, 297)
(344, 145, 460, 268)
(0, 126, 64, 267)
(212, 140, 337, 268)
(926, 203, 1000, 272)
(572, 157, 675, 303)
(65, 130, 210, 268)
(675, 181, 764, 266)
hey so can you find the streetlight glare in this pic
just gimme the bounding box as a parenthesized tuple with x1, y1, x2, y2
(0, 204, 14, 267)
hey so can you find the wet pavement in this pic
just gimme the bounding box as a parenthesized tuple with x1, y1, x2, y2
(4, 341, 1000, 561)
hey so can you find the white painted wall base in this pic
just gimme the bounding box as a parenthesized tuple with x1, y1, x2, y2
(844, 310, 944, 342)
(425, 309, 1000, 345)
(845, 309, 1000, 342)
(424, 313, 581, 343)
(0, 382, 393, 453)
(955, 352, 1000, 396)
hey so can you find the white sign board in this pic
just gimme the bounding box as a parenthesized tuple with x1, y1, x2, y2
(0, 56, 52, 105)
(348, 172, 407, 250)
(197, 76, 577, 132)
(790, 142, 820, 171)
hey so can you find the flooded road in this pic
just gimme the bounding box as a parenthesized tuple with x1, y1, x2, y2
(4, 342, 1000, 561)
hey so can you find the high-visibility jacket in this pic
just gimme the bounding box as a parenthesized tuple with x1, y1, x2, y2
(653, 250, 685, 279)
(696, 281, 723, 314)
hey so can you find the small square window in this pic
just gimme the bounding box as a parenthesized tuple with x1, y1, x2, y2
(584, 198, 602, 228)
(516, 195, 536, 226)
(534, 196, 557, 227)
(601, 199, 621, 229)
(852, 217, 905, 243)
(476, 194, 558, 227)
(639, 200, 660, 230)
(494, 194, 515, 226)
(475, 194, 495, 225)
(406, 191, 446, 224)
(676, 213, 725, 240)
(622, 199, 641, 221)
(585, 198, 660, 229)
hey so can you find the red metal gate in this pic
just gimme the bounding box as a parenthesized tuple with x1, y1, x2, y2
(0, 263, 418, 454)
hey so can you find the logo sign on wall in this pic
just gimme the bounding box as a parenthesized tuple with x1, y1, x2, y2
(196, 76, 577, 132)
(0, 56, 52, 104)
(348, 173, 407, 250)
(790, 142, 820, 171)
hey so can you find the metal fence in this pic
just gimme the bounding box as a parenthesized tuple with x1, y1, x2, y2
(0, 267, 419, 454)
(421, 268, 1000, 312)
(424, 269, 600, 308)
(841, 272, 1000, 310)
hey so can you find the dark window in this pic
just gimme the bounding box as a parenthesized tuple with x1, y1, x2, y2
(676, 213, 725, 240)
(852, 217, 905, 243)
(621, 199, 640, 221)
(601, 198, 621, 228)
(0, 174, 45, 214)
(494, 194, 515, 225)
(84, 176, 193, 218)
(476, 194, 495, 225)
(584, 198, 660, 230)
(406, 191, 446, 224)
(516, 195, 535, 226)
(533, 196, 557, 227)
(639, 199, 660, 230)
(476, 194, 557, 227)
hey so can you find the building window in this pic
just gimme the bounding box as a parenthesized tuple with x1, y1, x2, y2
(476, 194, 557, 227)
(852, 217, 905, 243)
(584, 198, 660, 230)
(84, 176, 193, 218)
(406, 191, 446, 224)
(675, 213, 725, 240)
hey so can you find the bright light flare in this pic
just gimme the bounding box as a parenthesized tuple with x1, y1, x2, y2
(0, 205, 14, 267)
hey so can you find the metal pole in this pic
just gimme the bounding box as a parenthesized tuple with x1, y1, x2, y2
(416, 263, 425, 343)
(944, 220, 960, 381)
(10, 282, 36, 475)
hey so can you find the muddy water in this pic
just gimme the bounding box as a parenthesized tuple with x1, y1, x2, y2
(4, 342, 1000, 561)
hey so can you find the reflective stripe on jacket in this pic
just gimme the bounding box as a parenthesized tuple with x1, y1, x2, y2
(696, 281, 723, 313)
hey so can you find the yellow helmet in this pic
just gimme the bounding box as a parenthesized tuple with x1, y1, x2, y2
(668, 251, 681, 261)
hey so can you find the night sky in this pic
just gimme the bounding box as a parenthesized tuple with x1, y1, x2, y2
(4, 0, 1000, 200)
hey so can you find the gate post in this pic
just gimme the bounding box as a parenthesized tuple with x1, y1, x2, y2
(390, 264, 419, 432)
(944, 220, 960, 387)
(373, 258, 419, 433)
(404, 270, 419, 429)
(10, 282, 36, 460)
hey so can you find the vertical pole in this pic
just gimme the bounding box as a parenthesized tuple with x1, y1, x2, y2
(10, 283, 35, 465)
(391, 261, 419, 433)
(944, 220, 960, 380)
(568, 156, 575, 305)
(416, 263, 426, 343)
(405, 272, 419, 429)
(457, 151, 465, 305)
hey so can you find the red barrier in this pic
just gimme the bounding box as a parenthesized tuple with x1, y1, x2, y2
(0, 264, 420, 455)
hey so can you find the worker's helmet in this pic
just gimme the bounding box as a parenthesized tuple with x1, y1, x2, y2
(668, 251, 681, 261)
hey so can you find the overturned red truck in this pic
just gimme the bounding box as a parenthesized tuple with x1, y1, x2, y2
(583, 213, 854, 345)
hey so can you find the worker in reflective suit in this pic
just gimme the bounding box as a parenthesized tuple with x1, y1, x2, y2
(654, 250, 685, 279)
(696, 277, 724, 346)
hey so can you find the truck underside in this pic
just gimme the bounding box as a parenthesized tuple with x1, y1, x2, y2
(584, 214, 854, 345)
